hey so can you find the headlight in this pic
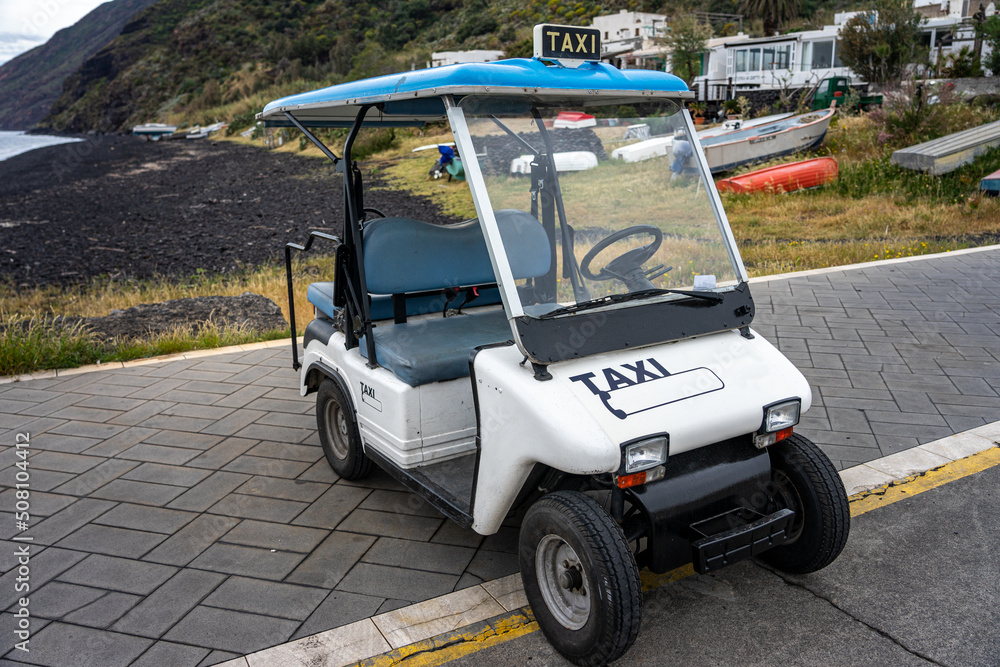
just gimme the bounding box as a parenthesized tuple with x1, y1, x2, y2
(762, 399, 801, 433)
(623, 436, 668, 473)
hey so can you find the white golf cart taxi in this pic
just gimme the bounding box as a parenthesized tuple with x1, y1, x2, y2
(263, 24, 849, 665)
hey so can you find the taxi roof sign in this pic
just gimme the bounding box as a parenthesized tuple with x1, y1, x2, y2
(533, 24, 601, 68)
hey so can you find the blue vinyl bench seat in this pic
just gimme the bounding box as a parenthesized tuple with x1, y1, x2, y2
(360, 309, 511, 386)
(307, 210, 551, 386)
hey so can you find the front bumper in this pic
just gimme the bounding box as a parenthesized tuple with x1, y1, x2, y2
(690, 507, 793, 573)
(626, 435, 789, 574)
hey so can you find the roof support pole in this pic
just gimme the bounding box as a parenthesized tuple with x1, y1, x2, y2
(342, 105, 380, 368)
(282, 111, 340, 164)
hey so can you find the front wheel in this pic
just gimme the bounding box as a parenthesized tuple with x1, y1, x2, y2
(758, 433, 850, 574)
(316, 378, 372, 480)
(519, 491, 642, 666)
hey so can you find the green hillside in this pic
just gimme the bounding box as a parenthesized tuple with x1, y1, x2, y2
(39, 0, 846, 133)
(0, 0, 159, 130)
(40, 0, 534, 132)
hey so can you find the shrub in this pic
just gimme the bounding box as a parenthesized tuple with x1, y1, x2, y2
(838, 0, 923, 84)
(941, 46, 984, 78)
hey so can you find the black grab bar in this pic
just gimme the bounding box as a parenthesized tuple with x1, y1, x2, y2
(285, 231, 340, 370)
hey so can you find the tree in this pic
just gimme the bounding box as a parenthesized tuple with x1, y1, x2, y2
(976, 15, 1000, 76)
(739, 0, 801, 37)
(660, 14, 712, 85)
(837, 0, 923, 84)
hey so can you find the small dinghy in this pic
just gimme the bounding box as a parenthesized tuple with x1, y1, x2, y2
(132, 123, 177, 140)
(715, 157, 839, 194)
(510, 151, 598, 174)
(981, 168, 1000, 196)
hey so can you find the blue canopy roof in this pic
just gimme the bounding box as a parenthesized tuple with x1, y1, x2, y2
(260, 58, 690, 128)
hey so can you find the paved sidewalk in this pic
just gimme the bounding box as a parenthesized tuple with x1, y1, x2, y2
(0, 248, 997, 665)
(753, 248, 1000, 469)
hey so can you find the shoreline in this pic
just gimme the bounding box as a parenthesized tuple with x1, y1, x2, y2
(0, 129, 85, 162)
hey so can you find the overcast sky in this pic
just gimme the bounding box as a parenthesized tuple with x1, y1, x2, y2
(0, 0, 110, 66)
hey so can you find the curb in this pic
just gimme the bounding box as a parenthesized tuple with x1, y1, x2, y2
(747, 243, 1000, 285)
(216, 422, 1000, 667)
(0, 337, 301, 385)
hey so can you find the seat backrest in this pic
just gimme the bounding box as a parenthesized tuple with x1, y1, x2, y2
(362, 210, 550, 295)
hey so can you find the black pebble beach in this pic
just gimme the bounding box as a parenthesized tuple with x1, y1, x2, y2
(0, 135, 456, 288)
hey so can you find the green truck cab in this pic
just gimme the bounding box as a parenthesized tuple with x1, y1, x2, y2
(812, 76, 882, 111)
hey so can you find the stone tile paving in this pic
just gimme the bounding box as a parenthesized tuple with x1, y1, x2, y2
(0, 347, 519, 666)
(0, 248, 996, 665)
(752, 249, 1000, 469)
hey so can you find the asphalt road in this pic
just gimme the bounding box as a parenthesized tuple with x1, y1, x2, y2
(445, 464, 1000, 666)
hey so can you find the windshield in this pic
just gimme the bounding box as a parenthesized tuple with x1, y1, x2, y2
(456, 97, 742, 319)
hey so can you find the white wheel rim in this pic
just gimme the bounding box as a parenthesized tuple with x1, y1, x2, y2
(535, 534, 591, 630)
(325, 400, 349, 460)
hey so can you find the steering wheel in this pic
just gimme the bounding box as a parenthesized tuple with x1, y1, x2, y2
(580, 225, 671, 291)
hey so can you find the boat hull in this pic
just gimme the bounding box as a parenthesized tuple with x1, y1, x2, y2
(981, 168, 1000, 196)
(700, 109, 834, 174)
(716, 157, 839, 194)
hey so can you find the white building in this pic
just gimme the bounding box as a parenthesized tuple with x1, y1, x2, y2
(692, 25, 855, 100)
(591, 10, 668, 66)
(429, 50, 504, 68)
(691, 1, 997, 101)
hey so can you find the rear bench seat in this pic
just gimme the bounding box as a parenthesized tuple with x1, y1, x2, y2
(308, 210, 550, 387)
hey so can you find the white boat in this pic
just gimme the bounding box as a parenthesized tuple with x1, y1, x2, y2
(510, 151, 598, 174)
(553, 111, 596, 129)
(699, 107, 834, 173)
(697, 112, 794, 138)
(185, 121, 229, 139)
(611, 136, 674, 162)
(132, 123, 177, 140)
(611, 112, 794, 163)
(612, 108, 833, 173)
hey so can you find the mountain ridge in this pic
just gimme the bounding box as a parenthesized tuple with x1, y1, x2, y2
(0, 0, 160, 130)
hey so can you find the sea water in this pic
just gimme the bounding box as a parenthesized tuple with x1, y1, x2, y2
(0, 131, 83, 162)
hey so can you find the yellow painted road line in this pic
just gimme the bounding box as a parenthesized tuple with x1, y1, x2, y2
(848, 445, 1000, 517)
(358, 610, 539, 667)
(354, 446, 1000, 666)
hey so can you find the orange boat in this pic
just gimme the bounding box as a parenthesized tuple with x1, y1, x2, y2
(715, 157, 838, 194)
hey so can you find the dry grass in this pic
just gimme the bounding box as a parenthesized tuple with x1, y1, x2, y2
(2, 253, 335, 337)
(724, 184, 1000, 276)
(0, 316, 285, 377)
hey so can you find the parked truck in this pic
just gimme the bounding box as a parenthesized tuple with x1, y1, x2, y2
(811, 76, 882, 111)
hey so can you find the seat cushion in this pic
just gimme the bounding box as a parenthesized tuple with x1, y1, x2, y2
(307, 282, 337, 320)
(360, 309, 511, 386)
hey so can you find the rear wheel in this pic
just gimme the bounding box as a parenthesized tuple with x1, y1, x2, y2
(519, 491, 642, 666)
(758, 433, 849, 574)
(316, 378, 372, 480)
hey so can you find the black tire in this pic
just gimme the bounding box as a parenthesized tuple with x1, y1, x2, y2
(316, 378, 372, 480)
(519, 491, 642, 666)
(758, 433, 850, 574)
